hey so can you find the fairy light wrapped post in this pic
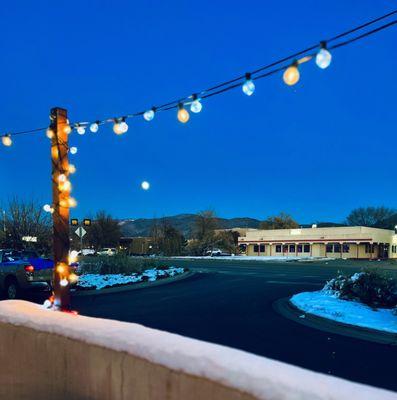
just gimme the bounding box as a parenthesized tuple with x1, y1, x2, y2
(49, 107, 72, 310)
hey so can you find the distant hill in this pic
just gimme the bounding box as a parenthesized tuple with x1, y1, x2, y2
(119, 214, 261, 238)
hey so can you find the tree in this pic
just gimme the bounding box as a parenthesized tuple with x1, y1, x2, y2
(194, 210, 218, 240)
(151, 219, 185, 256)
(86, 211, 121, 249)
(1, 197, 52, 253)
(260, 212, 299, 230)
(346, 206, 396, 228)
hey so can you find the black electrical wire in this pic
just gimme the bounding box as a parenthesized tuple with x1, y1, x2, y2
(2, 9, 397, 139)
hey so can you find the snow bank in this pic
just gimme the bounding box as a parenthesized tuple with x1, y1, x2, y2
(291, 291, 397, 334)
(77, 267, 185, 290)
(0, 300, 395, 400)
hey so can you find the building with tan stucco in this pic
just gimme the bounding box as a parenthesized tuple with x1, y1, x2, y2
(238, 226, 397, 259)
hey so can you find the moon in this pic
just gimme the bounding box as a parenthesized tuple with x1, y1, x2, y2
(141, 181, 150, 190)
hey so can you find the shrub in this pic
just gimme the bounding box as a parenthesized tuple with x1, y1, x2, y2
(324, 269, 397, 309)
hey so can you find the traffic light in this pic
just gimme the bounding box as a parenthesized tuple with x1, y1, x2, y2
(83, 219, 91, 227)
(71, 218, 79, 226)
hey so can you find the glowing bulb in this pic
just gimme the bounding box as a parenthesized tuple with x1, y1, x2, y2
(68, 164, 76, 174)
(69, 273, 79, 283)
(141, 181, 150, 190)
(70, 250, 78, 259)
(60, 279, 69, 287)
(90, 122, 99, 133)
(43, 204, 52, 213)
(64, 125, 72, 135)
(46, 128, 54, 139)
(2, 134, 12, 147)
(70, 146, 78, 155)
(144, 108, 156, 121)
(190, 95, 202, 113)
(58, 174, 66, 183)
(59, 180, 71, 192)
(68, 197, 77, 208)
(77, 125, 86, 135)
(113, 119, 128, 135)
(57, 264, 67, 274)
(283, 63, 300, 86)
(316, 44, 332, 69)
(242, 73, 255, 96)
(177, 104, 189, 123)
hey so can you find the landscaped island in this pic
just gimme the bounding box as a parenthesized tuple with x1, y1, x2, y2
(291, 270, 397, 334)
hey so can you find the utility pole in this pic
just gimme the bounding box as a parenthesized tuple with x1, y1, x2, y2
(50, 107, 71, 310)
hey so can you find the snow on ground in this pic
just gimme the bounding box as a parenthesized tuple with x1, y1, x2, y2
(291, 291, 397, 334)
(171, 255, 333, 262)
(77, 267, 185, 290)
(0, 300, 395, 400)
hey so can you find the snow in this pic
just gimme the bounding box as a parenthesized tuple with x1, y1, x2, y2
(171, 256, 333, 262)
(0, 300, 394, 400)
(291, 291, 397, 334)
(77, 267, 185, 290)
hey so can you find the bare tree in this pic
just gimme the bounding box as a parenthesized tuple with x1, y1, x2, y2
(86, 211, 121, 249)
(346, 206, 396, 228)
(194, 210, 218, 240)
(260, 212, 298, 230)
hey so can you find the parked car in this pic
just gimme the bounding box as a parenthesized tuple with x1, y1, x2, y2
(0, 249, 53, 299)
(77, 248, 96, 256)
(97, 248, 117, 256)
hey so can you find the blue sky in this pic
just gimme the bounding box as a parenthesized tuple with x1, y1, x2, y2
(1, 0, 396, 223)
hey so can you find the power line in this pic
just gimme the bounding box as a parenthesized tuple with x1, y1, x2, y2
(2, 9, 397, 142)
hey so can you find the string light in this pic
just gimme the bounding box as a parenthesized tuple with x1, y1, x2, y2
(60, 279, 69, 287)
(144, 108, 156, 121)
(68, 164, 76, 174)
(113, 118, 128, 135)
(316, 41, 332, 69)
(46, 128, 54, 139)
(242, 73, 255, 96)
(2, 134, 12, 147)
(76, 125, 86, 135)
(68, 197, 77, 207)
(177, 103, 190, 123)
(70, 146, 78, 155)
(64, 125, 72, 135)
(58, 180, 72, 192)
(283, 61, 300, 86)
(90, 122, 99, 133)
(69, 273, 79, 283)
(190, 95, 202, 113)
(43, 204, 52, 213)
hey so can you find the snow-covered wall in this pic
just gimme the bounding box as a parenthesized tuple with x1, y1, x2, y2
(0, 300, 395, 400)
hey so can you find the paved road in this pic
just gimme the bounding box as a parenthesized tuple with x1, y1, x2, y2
(72, 259, 397, 391)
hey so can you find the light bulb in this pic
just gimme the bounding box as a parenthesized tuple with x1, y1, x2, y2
(58, 174, 67, 183)
(60, 279, 69, 287)
(90, 122, 99, 133)
(242, 73, 255, 96)
(177, 104, 190, 123)
(77, 125, 86, 135)
(68, 164, 76, 174)
(316, 45, 332, 69)
(113, 119, 128, 135)
(144, 108, 156, 121)
(43, 204, 52, 213)
(283, 64, 300, 86)
(59, 180, 71, 192)
(46, 128, 54, 139)
(69, 273, 79, 283)
(70, 146, 78, 155)
(70, 250, 78, 259)
(64, 125, 72, 135)
(141, 181, 150, 190)
(57, 264, 66, 274)
(2, 135, 12, 147)
(68, 197, 77, 208)
(190, 96, 202, 113)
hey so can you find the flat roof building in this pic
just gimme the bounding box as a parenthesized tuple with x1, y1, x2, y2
(238, 226, 397, 259)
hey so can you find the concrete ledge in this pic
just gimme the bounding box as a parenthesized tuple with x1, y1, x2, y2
(0, 301, 395, 400)
(73, 270, 195, 297)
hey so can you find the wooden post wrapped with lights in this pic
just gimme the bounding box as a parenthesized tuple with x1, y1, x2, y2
(50, 107, 72, 310)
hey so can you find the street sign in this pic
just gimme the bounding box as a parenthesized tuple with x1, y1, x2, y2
(75, 227, 87, 238)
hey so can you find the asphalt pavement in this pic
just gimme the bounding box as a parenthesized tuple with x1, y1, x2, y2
(72, 258, 397, 391)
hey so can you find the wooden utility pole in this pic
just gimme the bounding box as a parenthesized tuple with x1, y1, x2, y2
(50, 107, 71, 310)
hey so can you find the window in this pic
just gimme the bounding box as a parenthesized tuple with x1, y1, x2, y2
(283, 245, 288, 253)
(275, 245, 282, 253)
(304, 244, 310, 253)
(259, 244, 265, 253)
(297, 244, 302, 253)
(343, 244, 350, 253)
(334, 244, 341, 253)
(253, 244, 259, 253)
(365, 244, 374, 253)
(326, 244, 333, 253)
(289, 244, 295, 253)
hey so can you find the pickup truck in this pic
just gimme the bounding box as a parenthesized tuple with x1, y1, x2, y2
(0, 249, 54, 299)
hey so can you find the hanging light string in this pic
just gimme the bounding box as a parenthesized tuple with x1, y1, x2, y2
(1, 9, 397, 144)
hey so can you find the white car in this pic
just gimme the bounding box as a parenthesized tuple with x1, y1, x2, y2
(77, 248, 96, 256)
(97, 248, 117, 256)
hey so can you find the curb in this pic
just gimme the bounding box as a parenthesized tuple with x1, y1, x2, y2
(72, 271, 195, 297)
(273, 297, 397, 345)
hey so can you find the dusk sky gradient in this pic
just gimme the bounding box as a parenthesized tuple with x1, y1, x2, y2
(1, 0, 396, 223)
